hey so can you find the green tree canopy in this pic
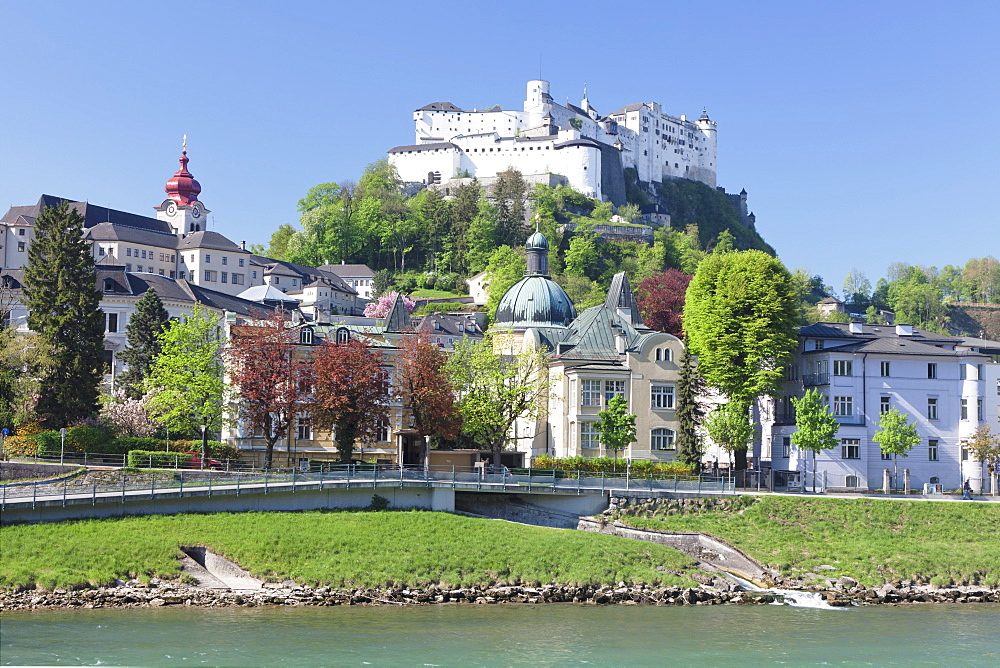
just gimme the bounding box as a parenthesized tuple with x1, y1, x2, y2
(872, 407, 920, 489)
(22, 200, 105, 427)
(593, 395, 637, 460)
(705, 400, 753, 461)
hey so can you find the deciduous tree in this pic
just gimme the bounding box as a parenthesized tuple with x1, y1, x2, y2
(227, 313, 313, 469)
(636, 269, 692, 336)
(146, 305, 228, 463)
(705, 400, 753, 466)
(22, 200, 105, 427)
(965, 424, 1000, 494)
(872, 408, 920, 490)
(684, 250, 799, 470)
(445, 334, 550, 467)
(791, 389, 840, 491)
(311, 338, 389, 463)
(594, 395, 636, 462)
(397, 335, 461, 466)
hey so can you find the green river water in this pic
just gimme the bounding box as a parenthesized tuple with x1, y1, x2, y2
(3, 603, 999, 666)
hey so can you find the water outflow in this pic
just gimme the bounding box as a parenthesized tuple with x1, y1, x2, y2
(724, 574, 846, 609)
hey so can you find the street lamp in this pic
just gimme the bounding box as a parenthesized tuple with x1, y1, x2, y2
(200, 424, 208, 469)
(60, 427, 67, 465)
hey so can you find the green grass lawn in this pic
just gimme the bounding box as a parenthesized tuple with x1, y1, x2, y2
(0, 510, 700, 592)
(615, 496, 1000, 588)
(409, 289, 467, 299)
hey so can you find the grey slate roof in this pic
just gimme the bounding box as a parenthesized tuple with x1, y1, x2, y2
(177, 231, 246, 252)
(388, 142, 459, 153)
(416, 102, 463, 112)
(3, 195, 174, 235)
(85, 221, 180, 248)
(805, 337, 989, 359)
(799, 322, 957, 344)
(318, 263, 374, 279)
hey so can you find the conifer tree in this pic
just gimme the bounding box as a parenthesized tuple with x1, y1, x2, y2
(116, 288, 170, 399)
(22, 200, 105, 427)
(674, 345, 705, 470)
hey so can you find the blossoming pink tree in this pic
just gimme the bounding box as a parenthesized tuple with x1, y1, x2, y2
(363, 292, 416, 318)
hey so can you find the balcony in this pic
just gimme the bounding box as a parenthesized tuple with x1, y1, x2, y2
(803, 373, 830, 386)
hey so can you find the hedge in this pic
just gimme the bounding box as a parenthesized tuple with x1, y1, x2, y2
(531, 455, 694, 478)
(126, 450, 191, 469)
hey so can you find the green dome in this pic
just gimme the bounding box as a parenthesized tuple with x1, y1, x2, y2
(495, 275, 576, 329)
(526, 230, 549, 251)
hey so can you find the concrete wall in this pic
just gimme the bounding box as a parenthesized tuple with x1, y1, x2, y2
(2, 486, 455, 524)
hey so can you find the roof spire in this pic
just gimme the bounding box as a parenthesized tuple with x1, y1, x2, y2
(164, 138, 202, 206)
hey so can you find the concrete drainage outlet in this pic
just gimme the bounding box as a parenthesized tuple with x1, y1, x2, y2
(179, 546, 263, 590)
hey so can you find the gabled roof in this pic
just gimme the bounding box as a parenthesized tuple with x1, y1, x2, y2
(388, 142, 459, 153)
(85, 221, 180, 248)
(384, 293, 412, 333)
(416, 102, 463, 112)
(318, 263, 374, 279)
(608, 103, 646, 116)
(604, 272, 644, 327)
(2, 195, 174, 235)
(177, 231, 246, 252)
(799, 322, 957, 344)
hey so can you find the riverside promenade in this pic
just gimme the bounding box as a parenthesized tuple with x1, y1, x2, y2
(0, 466, 735, 524)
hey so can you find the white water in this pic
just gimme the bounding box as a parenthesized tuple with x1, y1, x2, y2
(725, 573, 847, 609)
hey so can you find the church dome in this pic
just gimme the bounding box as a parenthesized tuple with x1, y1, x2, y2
(494, 275, 576, 329)
(526, 230, 548, 251)
(165, 150, 202, 205)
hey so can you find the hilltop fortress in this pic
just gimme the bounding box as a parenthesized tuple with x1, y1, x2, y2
(388, 80, 717, 205)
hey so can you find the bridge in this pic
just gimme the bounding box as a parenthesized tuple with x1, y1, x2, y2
(1, 466, 735, 524)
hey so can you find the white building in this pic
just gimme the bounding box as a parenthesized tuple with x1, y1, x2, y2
(388, 80, 717, 205)
(760, 322, 998, 492)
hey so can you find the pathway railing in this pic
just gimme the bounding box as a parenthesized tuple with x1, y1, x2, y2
(1, 464, 735, 510)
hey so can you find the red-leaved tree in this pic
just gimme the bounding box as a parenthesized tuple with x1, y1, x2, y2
(398, 334, 462, 467)
(312, 338, 389, 463)
(636, 269, 693, 336)
(227, 313, 313, 470)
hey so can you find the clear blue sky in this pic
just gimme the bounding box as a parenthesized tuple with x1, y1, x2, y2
(3, 0, 997, 292)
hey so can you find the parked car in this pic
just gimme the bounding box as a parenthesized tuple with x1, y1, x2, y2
(180, 452, 224, 470)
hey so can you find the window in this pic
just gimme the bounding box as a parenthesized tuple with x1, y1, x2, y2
(580, 422, 600, 449)
(205, 254, 211, 263)
(18, 228, 25, 236)
(961, 398, 968, 420)
(928, 439, 939, 461)
(581, 380, 602, 407)
(833, 360, 852, 376)
(295, 415, 311, 441)
(961, 446, 969, 461)
(651, 428, 675, 450)
(604, 380, 625, 403)
(179, 271, 185, 279)
(126, 248, 132, 257)
(204, 270, 216, 282)
(98, 246, 105, 256)
(833, 395, 853, 416)
(17, 242, 25, 252)
(927, 363, 937, 379)
(170, 271, 176, 279)
(880, 396, 891, 415)
(252, 271, 258, 279)
(126, 263, 132, 272)
(845, 475, 860, 488)
(785, 364, 799, 381)
(814, 340, 825, 350)
(141, 250, 146, 259)
(232, 273, 244, 285)
(977, 397, 983, 421)
(300, 328, 314, 345)
(221, 272, 228, 283)
(239, 258, 245, 267)
(336, 328, 350, 344)
(103, 278, 114, 292)
(222, 256, 228, 265)
(159, 253, 165, 262)
(927, 397, 938, 420)
(841, 439, 860, 459)
(960, 364, 967, 380)
(190, 254, 195, 263)
(137, 265, 144, 273)
(273, 277, 280, 284)
(880, 361, 890, 377)
(651, 385, 675, 410)
(106, 313, 118, 333)
(654, 348, 672, 362)
(781, 436, 791, 458)
(881, 450, 892, 461)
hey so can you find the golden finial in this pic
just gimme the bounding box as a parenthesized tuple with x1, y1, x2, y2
(182, 134, 188, 151)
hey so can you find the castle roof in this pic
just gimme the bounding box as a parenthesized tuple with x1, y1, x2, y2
(3, 195, 173, 235)
(388, 142, 459, 153)
(416, 102, 463, 112)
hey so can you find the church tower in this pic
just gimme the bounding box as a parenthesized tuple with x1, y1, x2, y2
(154, 137, 211, 235)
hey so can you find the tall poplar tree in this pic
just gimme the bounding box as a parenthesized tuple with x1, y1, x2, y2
(116, 288, 170, 399)
(22, 200, 105, 427)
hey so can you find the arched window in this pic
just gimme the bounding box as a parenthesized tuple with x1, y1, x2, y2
(929, 476, 940, 485)
(299, 328, 314, 345)
(845, 475, 860, 488)
(336, 328, 350, 344)
(651, 428, 675, 451)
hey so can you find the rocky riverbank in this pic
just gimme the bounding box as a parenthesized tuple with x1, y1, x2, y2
(3, 579, 998, 612)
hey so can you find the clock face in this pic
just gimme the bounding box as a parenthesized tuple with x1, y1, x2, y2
(191, 203, 202, 218)
(166, 203, 177, 216)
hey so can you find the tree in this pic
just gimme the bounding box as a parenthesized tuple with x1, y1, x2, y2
(227, 314, 312, 470)
(116, 288, 170, 399)
(445, 334, 550, 467)
(965, 425, 1000, 495)
(363, 292, 416, 318)
(684, 250, 799, 470)
(311, 338, 389, 463)
(594, 395, 636, 462)
(484, 246, 526, 321)
(397, 334, 462, 466)
(100, 390, 158, 437)
(146, 305, 227, 464)
(22, 200, 105, 428)
(705, 400, 753, 465)
(674, 345, 705, 469)
(635, 270, 692, 336)
(843, 268, 871, 306)
(492, 168, 529, 248)
(872, 408, 920, 490)
(790, 389, 840, 491)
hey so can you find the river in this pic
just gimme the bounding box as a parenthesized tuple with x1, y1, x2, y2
(3, 603, 999, 665)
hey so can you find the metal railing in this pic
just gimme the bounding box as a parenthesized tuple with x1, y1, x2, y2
(1, 464, 735, 510)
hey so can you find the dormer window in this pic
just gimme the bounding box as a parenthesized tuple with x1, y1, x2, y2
(300, 328, 314, 345)
(336, 328, 350, 344)
(104, 278, 114, 292)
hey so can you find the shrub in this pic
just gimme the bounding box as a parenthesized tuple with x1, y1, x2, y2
(30, 430, 64, 455)
(103, 437, 165, 455)
(126, 450, 188, 469)
(211, 443, 240, 460)
(67, 425, 111, 452)
(368, 494, 390, 511)
(3, 422, 45, 456)
(531, 455, 694, 477)
(435, 272, 457, 292)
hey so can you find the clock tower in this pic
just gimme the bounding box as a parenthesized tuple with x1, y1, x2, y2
(154, 137, 211, 235)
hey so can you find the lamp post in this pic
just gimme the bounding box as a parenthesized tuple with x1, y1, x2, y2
(60, 427, 67, 465)
(200, 424, 208, 469)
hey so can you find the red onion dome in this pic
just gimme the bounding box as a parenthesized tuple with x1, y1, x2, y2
(165, 150, 202, 205)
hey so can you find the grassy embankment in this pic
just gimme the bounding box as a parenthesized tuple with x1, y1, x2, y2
(0, 510, 700, 592)
(614, 496, 1000, 588)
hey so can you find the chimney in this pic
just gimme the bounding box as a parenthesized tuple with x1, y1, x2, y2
(240, 240, 246, 251)
(896, 324, 914, 336)
(849, 322, 863, 334)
